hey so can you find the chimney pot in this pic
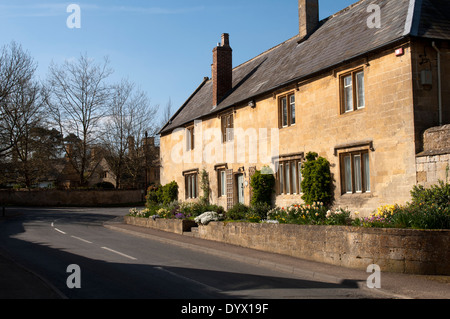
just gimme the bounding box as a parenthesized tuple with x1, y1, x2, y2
(299, 0, 319, 40)
(221, 33, 230, 47)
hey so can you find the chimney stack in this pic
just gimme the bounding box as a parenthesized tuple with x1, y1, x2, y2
(298, 0, 319, 40)
(212, 33, 232, 107)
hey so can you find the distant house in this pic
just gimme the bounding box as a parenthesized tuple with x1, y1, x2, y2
(158, 0, 450, 215)
(57, 136, 160, 190)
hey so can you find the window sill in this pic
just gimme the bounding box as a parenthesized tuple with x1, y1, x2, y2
(340, 107, 366, 116)
(340, 192, 372, 198)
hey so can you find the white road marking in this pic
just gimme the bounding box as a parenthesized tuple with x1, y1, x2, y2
(54, 228, 67, 235)
(71, 235, 93, 244)
(101, 247, 137, 261)
(51, 219, 136, 262)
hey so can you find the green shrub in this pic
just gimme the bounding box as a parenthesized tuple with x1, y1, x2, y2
(250, 167, 275, 206)
(199, 169, 211, 205)
(390, 203, 450, 230)
(146, 184, 162, 205)
(301, 152, 333, 208)
(247, 202, 272, 222)
(226, 203, 249, 220)
(161, 181, 179, 205)
(391, 181, 450, 229)
(410, 180, 450, 209)
(178, 201, 225, 218)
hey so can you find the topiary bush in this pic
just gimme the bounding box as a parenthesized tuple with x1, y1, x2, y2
(301, 152, 333, 208)
(250, 166, 275, 207)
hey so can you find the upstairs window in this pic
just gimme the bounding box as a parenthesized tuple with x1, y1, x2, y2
(341, 69, 365, 114)
(221, 113, 234, 143)
(186, 126, 194, 151)
(279, 93, 296, 128)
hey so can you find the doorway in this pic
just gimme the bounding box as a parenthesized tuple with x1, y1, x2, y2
(236, 174, 244, 204)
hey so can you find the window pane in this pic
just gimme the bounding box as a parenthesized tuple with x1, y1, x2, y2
(279, 164, 284, 194)
(292, 162, 297, 194)
(363, 153, 370, 192)
(354, 155, 362, 192)
(186, 128, 191, 151)
(344, 155, 352, 193)
(281, 97, 288, 127)
(193, 175, 197, 198)
(221, 171, 226, 196)
(285, 162, 290, 194)
(187, 176, 192, 198)
(221, 117, 227, 142)
(298, 162, 302, 193)
(290, 95, 296, 125)
(227, 115, 233, 141)
(356, 71, 365, 109)
(344, 75, 353, 112)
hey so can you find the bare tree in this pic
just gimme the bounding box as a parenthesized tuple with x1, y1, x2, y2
(102, 79, 158, 189)
(46, 53, 113, 187)
(5, 78, 47, 188)
(0, 42, 37, 157)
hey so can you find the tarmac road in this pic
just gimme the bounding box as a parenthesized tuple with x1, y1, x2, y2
(0, 207, 449, 302)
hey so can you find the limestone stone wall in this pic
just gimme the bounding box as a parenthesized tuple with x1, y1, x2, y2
(124, 216, 196, 235)
(0, 189, 144, 207)
(123, 216, 450, 275)
(196, 222, 450, 275)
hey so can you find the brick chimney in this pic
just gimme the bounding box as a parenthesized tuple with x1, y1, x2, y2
(298, 0, 319, 40)
(212, 33, 232, 107)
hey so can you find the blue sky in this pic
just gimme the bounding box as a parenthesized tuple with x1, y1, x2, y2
(0, 0, 356, 124)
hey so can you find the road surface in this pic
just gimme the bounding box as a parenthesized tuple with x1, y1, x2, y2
(0, 207, 388, 300)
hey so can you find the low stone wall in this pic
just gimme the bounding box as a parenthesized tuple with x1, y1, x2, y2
(0, 189, 144, 207)
(196, 222, 450, 275)
(123, 216, 450, 275)
(124, 216, 197, 235)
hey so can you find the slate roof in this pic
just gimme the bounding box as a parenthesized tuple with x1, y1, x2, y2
(160, 0, 450, 135)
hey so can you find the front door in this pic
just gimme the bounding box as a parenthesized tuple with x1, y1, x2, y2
(237, 174, 244, 204)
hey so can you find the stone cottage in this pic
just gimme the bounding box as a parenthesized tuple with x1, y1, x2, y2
(158, 0, 450, 216)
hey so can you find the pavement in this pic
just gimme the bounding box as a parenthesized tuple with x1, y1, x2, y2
(1, 210, 450, 300)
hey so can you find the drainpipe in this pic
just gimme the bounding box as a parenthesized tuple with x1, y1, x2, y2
(432, 41, 442, 126)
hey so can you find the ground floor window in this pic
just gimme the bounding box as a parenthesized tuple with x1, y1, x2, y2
(218, 169, 227, 197)
(276, 157, 303, 195)
(185, 173, 198, 199)
(340, 150, 370, 194)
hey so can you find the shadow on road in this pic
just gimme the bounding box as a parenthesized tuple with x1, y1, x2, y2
(0, 208, 364, 299)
